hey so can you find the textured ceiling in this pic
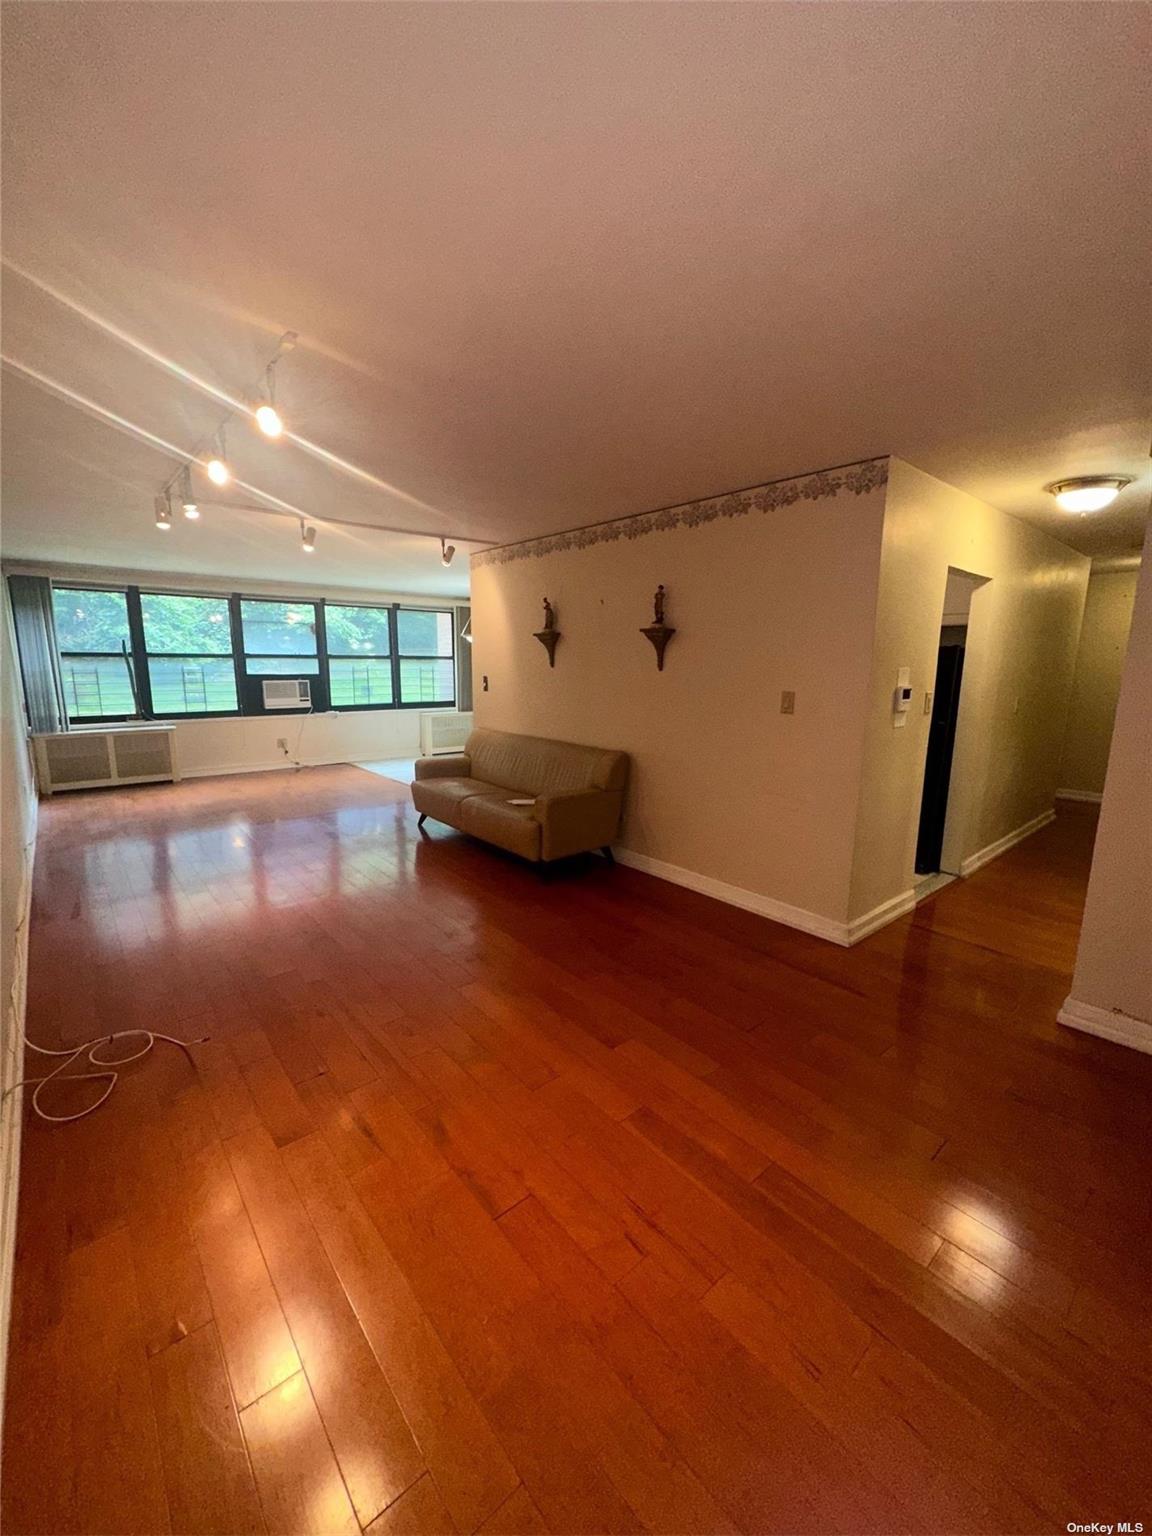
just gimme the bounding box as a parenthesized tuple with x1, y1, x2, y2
(2, 0, 1149, 593)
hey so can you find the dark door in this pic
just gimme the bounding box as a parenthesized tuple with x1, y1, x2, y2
(915, 630, 967, 875)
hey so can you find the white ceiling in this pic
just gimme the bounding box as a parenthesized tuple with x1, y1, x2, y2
(2, 1, 1149, 590)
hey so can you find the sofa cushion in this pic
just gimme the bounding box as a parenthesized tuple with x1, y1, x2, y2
(460, 794, 542, 860)
(467, 728, 628, 797)
(410, 776, 498, 820)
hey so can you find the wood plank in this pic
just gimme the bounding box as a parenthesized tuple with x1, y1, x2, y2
(149, 1324, 266, 1535)
(240, 1373, 359, 1536)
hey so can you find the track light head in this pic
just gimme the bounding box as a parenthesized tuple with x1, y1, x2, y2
(206, 428, 230, 486)
(179, 465, 199, 519)
(441, 538, 456, 567)
(301, 522, 317, 553)
(255, 402, 283, 438)
(154, 494, 172, 531)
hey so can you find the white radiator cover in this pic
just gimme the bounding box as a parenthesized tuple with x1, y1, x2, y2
(419, 710, 473, 756)
(33, 727, 180, 794)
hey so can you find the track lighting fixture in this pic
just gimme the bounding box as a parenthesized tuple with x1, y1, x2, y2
(301, 521, 317, 553)
(254, 361, 284, 438)
(206, 427, 230, 487)
(180, 465, 199, 519)
(154, 494, 172, 531)
(1046, 476, 1131, 514)
(441, 537, 456, 567)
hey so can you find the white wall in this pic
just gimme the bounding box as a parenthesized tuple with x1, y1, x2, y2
(848, 459, 1090, 921)
(174, 708, 424, 777)
(0, 580, 38, 1438)
(1058, 563, 1140, 799)
(1061, 534, 1152, 1052)
(471, 461, 889, 936)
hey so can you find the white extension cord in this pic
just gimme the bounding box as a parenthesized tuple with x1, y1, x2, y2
(12, 1028, 210, 1124)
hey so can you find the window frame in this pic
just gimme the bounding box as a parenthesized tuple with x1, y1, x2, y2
(323, 600, 397, 713)
(52, 583, 141, 725)
(392, 604, 457, 711)
(137, 587, 243, 721)
(46, 582, 459, 723)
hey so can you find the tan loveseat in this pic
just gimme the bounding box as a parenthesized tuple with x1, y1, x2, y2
(411, 727, 629, 864)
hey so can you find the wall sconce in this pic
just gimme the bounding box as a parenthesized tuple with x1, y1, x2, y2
(641, 585, 676, 671)
(534, 596, 561, 667)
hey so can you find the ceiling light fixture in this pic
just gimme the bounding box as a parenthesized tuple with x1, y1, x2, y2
(206, 427, 230, 486)
(440, 537, 456, 567)
(1047, 476, 1131, 515)
(253, 336, 294, 439)
(180, 465, 199, 519)
(154, 493, 172, 531)
(300, 521, 317, 553)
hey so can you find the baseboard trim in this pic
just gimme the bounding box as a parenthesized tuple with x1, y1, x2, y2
(844, 887, 918, 945)
(1058, 996, 1152, 1056)
(959, 808, 1055, 877)
(1055, 788, 1103, 804)
(613, 849, 856, 945)
(1, 795, 37, 1449)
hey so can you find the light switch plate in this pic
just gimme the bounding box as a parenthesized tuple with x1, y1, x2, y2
(780, 690, 795, 715)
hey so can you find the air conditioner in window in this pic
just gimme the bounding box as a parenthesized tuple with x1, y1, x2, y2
(262, 679, 312, 710)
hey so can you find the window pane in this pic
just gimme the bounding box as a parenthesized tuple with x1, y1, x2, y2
(397, 609, 453, 657)
(60, 655, 137, 718)
(52, 588, 130, 654)
(399, 657, 454, 703)
(142, 593, 233, 654)
(147, 658, 238, 715)
(244, 656, 321, 676)
(325, 604, 391, 656)
(330, 657, 393, 707)
(240, 600, 318, 655)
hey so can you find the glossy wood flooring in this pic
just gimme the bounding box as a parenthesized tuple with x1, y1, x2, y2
(5, 771, 1151, 1536)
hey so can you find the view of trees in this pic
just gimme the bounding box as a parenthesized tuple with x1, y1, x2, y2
(51, 587, 455, 719)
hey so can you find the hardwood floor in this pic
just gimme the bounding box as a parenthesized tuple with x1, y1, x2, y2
(4, 770, 1150, 1535)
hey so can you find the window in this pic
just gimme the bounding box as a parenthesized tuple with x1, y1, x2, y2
(52, 587, 138, 721)
(240, 599, 320, 675)
(397, 608, 455, 706)
(141, 592, 238, 715)
(326, 604, 393, 708)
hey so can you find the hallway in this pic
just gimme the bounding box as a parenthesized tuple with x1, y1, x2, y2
(4, 770, 1150, 1535)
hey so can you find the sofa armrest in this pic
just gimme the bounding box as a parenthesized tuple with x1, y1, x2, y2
(414, 753, 471, 780)
(535, 788, 624, 861)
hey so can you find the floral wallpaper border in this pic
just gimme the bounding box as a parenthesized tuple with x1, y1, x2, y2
(472, 456, 889, 568)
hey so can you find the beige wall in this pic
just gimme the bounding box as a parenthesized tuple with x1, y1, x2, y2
(471, 465, 889, 931)
(1064, 535, 1151, 1042)
(1057, 565, 1139, 798)
(848, 460, 1089, 920)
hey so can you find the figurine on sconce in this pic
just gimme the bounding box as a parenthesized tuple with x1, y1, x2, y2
(534, 596, 561, 667)
(641, 584, 676, 671)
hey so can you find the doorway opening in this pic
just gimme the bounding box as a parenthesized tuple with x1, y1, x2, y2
(915, 569, 984, 878)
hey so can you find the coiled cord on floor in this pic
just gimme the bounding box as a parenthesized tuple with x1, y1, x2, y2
(9, 1029, 210, 1124)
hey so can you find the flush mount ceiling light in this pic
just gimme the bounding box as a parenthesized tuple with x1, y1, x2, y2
(1047, 476, 1131, 514)
(440, 537, 456, 567)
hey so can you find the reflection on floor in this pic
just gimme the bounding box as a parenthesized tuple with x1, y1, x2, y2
(5, 775, 1150, 1535)
(356, 756, 417, 784)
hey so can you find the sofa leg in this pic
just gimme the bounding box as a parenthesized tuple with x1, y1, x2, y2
(601, 846, 615, 864)
(417, 813, 427, 829)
